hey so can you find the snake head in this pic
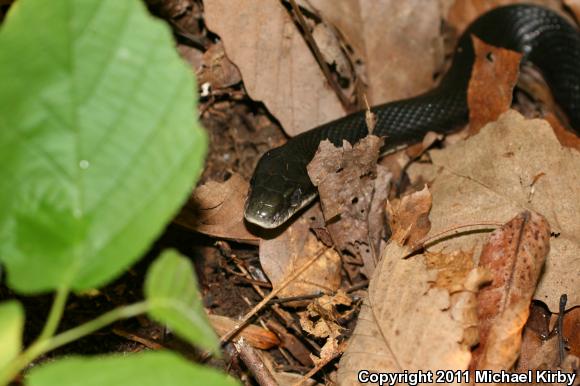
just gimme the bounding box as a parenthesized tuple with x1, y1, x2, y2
(244, 147, 317, 229)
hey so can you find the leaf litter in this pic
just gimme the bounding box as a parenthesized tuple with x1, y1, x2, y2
(172, 0, 580, 383)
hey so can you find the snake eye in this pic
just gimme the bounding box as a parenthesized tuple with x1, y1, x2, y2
(289, 188, 302, 207)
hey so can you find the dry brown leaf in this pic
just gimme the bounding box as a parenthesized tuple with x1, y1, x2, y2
(413, 110, 580, 310)
(337, 242, 472, 385)
(307, 136, 390, 277)
(204, 0, 345, 136)
(197, 41, 242, 90)
(174, 174, 259, 245)
(208, 314, 280, 350)
(471, 211, 551, 370)
(300, 292, 351, 365)
(310, 0, 444, 105)
(259, 206, 341, 300)
(564, 0, 580, 19)
(386, 185, 432, 246)
(467, 36, 521, 134)
(445, 0, 563, 35)
(545, 112, 580, 151)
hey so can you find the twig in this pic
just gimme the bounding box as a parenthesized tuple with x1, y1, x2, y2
(286, 0, 353, 112)
(220, 248, 328, 343)
(408, 221, 503, 256)
(291, 341, 347, 386)
(235, 337, 279, 386)
(557, 294, 568, 365)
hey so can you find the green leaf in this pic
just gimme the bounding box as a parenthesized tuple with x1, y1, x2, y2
(145, 250, 219, 354)
(26, 351, 240, 386)
(0, 301, 24, 371)
(0, 0, 207, 293)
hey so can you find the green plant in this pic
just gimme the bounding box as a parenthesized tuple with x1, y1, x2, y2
(0, 0, 237, 384)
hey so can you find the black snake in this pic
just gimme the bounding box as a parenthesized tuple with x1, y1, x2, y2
(244, 4, 580, 229)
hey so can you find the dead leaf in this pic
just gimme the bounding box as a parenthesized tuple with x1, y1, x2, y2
(445, 0, 564, 36)
(467, 36, 521, 134)
(300, 292, 351, 365)
(197, 41, 242, 90)
(386, 185, 432, 247)
(175, 174, 259, 245)
(208, 314, 280, 349)
(204, 0, 345, 136)
(307, 136, 391, 277)
(259, 206, 341, 301)
(413, 110, 580, 310)
(564, 0, 580, 20)
(309, 0, 445, 105)
(337, 242, 472, 386)
(311, 23, 352, 82)
(471, 211, 551, 370)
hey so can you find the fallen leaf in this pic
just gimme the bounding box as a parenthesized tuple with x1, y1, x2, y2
(467, 36, 521, 134)
(414, 110, 580, 310)
(309, 0, 445, 105)
(204, 0, 345, 136)
(259, 206, 341, 301)
(337, 242, 472, 385)
(564, 0, 580, 20)
(386, 185, 432, 247)
(208, 314, 280, 350)
(471, 211, 551, 370)
(175, 174, 259, 245)
(197, 41, 242, 90)
(307, 136, 391, 277)
(446, 0, 564, 36)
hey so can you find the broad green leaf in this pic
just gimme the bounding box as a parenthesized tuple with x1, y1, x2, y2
(0, 0, 207, 293)
(26, 351, 240, 386)
(145, 250, 219, 354)
(0, 301, 24, 371)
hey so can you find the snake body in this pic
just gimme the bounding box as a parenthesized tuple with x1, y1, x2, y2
(245, 4, 580, 229)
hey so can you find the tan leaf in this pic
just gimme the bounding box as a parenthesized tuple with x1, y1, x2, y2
(204, 0, 345, 136)
(310, 0, 444, 105)
(564, 0, 580, 20)
(175, 174, 259, 245)
(337, 242, 471, 386)
(415, 110, 580, 310)
(259, 206, 341, 300)
(467, 36, 521, 134)
(208, 314, 280, 350)
(197, 41, 242, 90)
(445, 0, 563, 35)
(307, 136, 391, 277)
(386, 185, 432, 247)
(471, 211, 551, 370)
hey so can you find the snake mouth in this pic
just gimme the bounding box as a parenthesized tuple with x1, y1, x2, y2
(244, 192, 318, 229)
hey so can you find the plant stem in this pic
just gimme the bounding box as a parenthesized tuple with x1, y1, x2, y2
(37, 285, 69, 342)
(0, 301, 150, 386)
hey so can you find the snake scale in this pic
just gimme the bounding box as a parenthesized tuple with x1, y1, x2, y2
(244, 4, 580, 229)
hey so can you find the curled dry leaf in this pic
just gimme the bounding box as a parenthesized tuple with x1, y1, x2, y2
(259, 206, 341, 301)
(174, 174, 259, 245)
(564, 0, 580, 20)
(208, 314, 280, 350)
(386, 185, 432, 247)
(307, 136, 390, 277)
(300, 292, 351, 365)
(204, 0, 345, 136)
(309, 0, 444, 105)
(467, 36, 521, 134)
(471, 211, 551, 370)
(196, 41, 242, 90)
(445, 0, 563, 36)
(415, 110, 580, 309)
